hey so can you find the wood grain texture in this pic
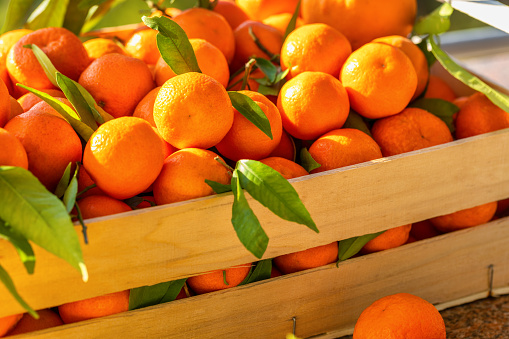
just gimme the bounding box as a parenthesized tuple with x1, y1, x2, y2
(17, 217, 509, 338)
(1, 129, 509, 316)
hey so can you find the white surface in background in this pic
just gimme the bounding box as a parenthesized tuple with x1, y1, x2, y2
(449, 0, 509, 34)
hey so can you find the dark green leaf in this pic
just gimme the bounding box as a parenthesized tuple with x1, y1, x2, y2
(26, 0, 70, 31)
(25, 44, 58, 87)
(255, 58, 277, 83)
(222, 270, 229, 285)
(142, 15, 201, 75)
(81, 0, 115, 33)
(159, 278, 188, 303)
(0, 263, 38, 318)
(274, 68, 290, 84)
(231, 169, 269, 259)
(239, 259, 271, 285)
(63, 164, 79, 214)
(129, 278, 187, 310)
(123, 196, 144, 210)
(257, 84, 280, 97)
(237, 160, 318, 232)
(54, 162, 72, 198)
(0, 0, 38, 34)
(410, 98, 458, 133)
(0, 219, 36, 274)
(197, 0, 218, 10)
(63, 0, 91, 35)
(205, 179, 232, 194)
(0, 166, 87, 282)
(299, 148, 321, 173)
(228, 91, 273, 139)
(428, 36, 509, 113)
(283, 0, 301, 41)
(343, 111, 373, 137)
(414, 2, 454, 35)
(78, 0, 108, 10)
(337, 231, 384, 262)
(416, 38, 436, 68)
(248, 26, 278, 62)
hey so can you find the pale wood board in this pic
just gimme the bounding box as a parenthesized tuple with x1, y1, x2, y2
(1, 129, 509, 316)
(12, 217, 509, 338)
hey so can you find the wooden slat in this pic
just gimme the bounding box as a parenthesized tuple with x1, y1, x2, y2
(1, 129, 509, 316)
(15, 217, 509, 338)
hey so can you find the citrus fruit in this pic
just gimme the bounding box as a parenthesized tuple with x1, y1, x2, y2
(259, 156, 308, 179)
(77, 166, 105, 198)
(410, 220, 442, 241)
(273, 242, 338, 274)
(0, 313, 22, 336)
(430, 202, 497, 233)
(360, 224, 412, 254)
(17, 89, 65, 112)
(0, 29, 33, 96)
(236, 0, 300, 21)
(133, 86, 160, 127)
(213, 1, 250, 30)
(83, 37, 127, 62)
(262, 13, 304, 36)
(186, 263, 252, 294)
(267, 129, 295, 161)
(424, 74, 456, 102)
(0, 78, 11, 127)
(0, 127, 28, 169)
(7, 309, 63, 335)
(77, 195, 132, 219)
(125, 28, 160, 65)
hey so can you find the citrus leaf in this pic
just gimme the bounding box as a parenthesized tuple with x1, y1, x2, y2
(239, 259, 272, 285)
(410, 97, 458, 133)
(205, 179, 232, 194)
(159, 278, 188, 303)
(63, 164, 79, 214)
(26, 0, 70, 30)
(0, 219, 36, 274)
(228, 91, 273, 140)
(80, 0, 115, 33)
(142, 15, 201, 75)
(416, 38, 436, 68)
(62, 0, 90, 35)
(54, 162, 72, 198)
(343, 111, 373, 137)
(257, 84, 280, 97)
(0, 0, 38, 34)
(237, 160, 318, 232)
(274, 67, 290, 84)
(16, 84, 95, 141)
(0, 166, 87, 282)
(255, 57, 277, 83)
(25, 44, 58, 88)
(222, 270, 229, 285)
(428, 36, 509, 113)
(129, 278, 187, 310)
(283, 0, 301, 41)
(0, 263, 38, 318)
(231, 169, 269, 259)
(299, 148, 321, 173)
(337, 231, 384, 262)
(78, 0, 109, 10)
(414, 2, 454, 35)
(123, 196, 144, 210)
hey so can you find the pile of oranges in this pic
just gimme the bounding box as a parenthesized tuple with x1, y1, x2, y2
(1, 0, 508, 336)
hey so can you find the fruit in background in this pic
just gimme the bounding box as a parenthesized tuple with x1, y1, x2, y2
(281, 23, 351, 79)
(371, 107, 453, 157)
(273, 242, 338, 274)
(124, 28, 160, 65)
(17, 89, 65, 112)
(424, 74, 457, 102)
(187, 263, 252, 295)
(7, 309, 63, 336)
(133, 86, 160, 127)
(259, 156, 308, 180)
(0, 29, 33, 94)
(0, 79, 11, 127)
(214, 1, 250, 30)
(267, 129, 296, 161)
(410, 220, 442, 241)
(236, 0, 300, 21)
(8, 96, 23, 120)
(277, 71, 350, 140)
(83, 37, 128, 62)
(76, 195, 132, 219)
(360, 224, 412, 254)
(26, 97, 74, 118)
(340, 42, 417, 119)
(301, 0, 417, 51)
(262, 13, 304, 36)
(430, 202, 497, 233)
(353, 293, 446, 339)
(0, 313, 22, 337)
(0, 127, 28, 169)
(77, 166, 105, 198)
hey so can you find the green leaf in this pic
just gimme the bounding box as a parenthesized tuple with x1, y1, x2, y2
(337, 231, 384, 262)
(25, 44, 59, 88)
(62, 0, 91, 35)
(142, 15, 201, 75)
(0, 263, 38, 318)
(410, 98, 458, 133)
(416, 38, 436, 68)
(283, 0, 301, 41)
(78, 0, 109, 10)
(80, 0, 115, 33)
(343, 111, 373, 137)
(0, 219, 36, 274)
(26, 0, 70, 31)
(205, 179, 232, 194)
(54, 162, 73, 198)
(299, 148, 321, 173)
(239, 259, 272, 285)
(414, 2, 454, 35)
(197, 0, 218, 10)
(0, 166, 87, 282)
(63, 164, 79, 214)
(228, 91, 273, 140)
(129, 278, 187, 310)
(17, 84, 95, 141)
(428, 36, 509, 113)
(123, 196, 144, 210)
(255, 58, 277, 83)
(237, 160, 318, 232)
(222, 270, 229, 285)
(0, 0, 38, 34)
(231, 169, 269, 259)
(257, 84, 280, 97)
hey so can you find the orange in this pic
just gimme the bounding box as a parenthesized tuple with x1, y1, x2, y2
(7, 309, 63, 336)
(215, 90, 282, 161)
(186, 263, 252, 294)
(0, 127, 28, 169)
(83, 37, 127, 62)
(496, 198, 509, 217)
(0, 78, 11, 127)
(281, 23, 352, 79)
(353, 293, 446, 339)
(17, 89, 65, 112)
(77, 195, 132, 219)
(153, 148, 231, 205)
(173, 8, 235, 64)
(371, 107, 453, 157)
(410, 220, 442, 241)
(125, 28, 160, 65)
(277, 71, 350, 140)
(309, 128, 382, 174)
(135, 195, 156, 209)
(424, 74, 456, 102)
(227, 67, 265, 92)
(4, 111, 82, 192)
(267, 129, 295, 161)
(340, 42, 417, 119)
(262, 13, 304, 36)
(58, 290, 130, 324)
(7, 27, 90, 92)
(154, 39, 229, 88)
(273, 242, 338, 274)
(153, 72, 233, 150)
(259, 156, 308, 179)
(0, 313, 22, 336)
(430, 202, 497, 233)
(83, 116, 164, 200)
(452, 95, 469, 110)
(372, 35, 429, 100)
(360, 224, 412, 254)
(133, 86, 160, 127)
(26, 97, 74, 118)
(231, 20, 283, 71)
(214, 1, 250, 30)
(455, 92, 509, 139)
(78, 53, 155, 118)
(301, 0, 417, 51)
(0, 29, 33, 96)
(236, 0, 300, 21)
(153, 127, 179, 159)
(77, 166, 105, 198)
(9, 96, 23, 120)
